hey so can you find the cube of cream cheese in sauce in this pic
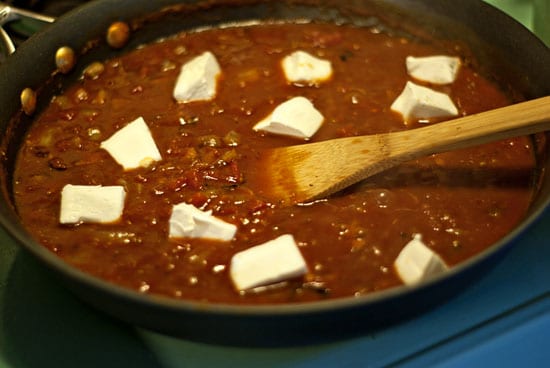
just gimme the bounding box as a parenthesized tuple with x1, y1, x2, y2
(173, 51, 221, 103)
(100, 117, 162, 170)
(230, 234, 308, 291)
(60, 184, 126, 224)
(253, 96, 324, 139)
(169, 202, 237, 241)
(281, 50, 333, 84)
(394, 234, 448, 285)
(391, 81, 458, 122)
(406, 55, 461, 85)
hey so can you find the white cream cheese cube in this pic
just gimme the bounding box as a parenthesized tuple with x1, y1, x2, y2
(253, 96, 324, 139)
(100, 117, 162, 170)
(60, 184, 126, 224)
(230, 234, 308, 291)
(391, 81, 459, 122)
(169, 202, 237, 241)
(406, 55, 461, 85)
(173, 51, 221, 103)
(394, 234, 448, 285)
(281, 50, 333, 84)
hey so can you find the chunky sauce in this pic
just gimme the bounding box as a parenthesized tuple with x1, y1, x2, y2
(13, 22, 537, 304)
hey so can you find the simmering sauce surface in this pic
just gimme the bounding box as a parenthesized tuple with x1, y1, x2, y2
(13, 22, 537, 304)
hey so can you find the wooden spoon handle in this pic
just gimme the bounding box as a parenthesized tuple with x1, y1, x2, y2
(386, 96, 550, 161)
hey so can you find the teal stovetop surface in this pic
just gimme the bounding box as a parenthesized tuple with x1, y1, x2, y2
(1, 1, 549, 367)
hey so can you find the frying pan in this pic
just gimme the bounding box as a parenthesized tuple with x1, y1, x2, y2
(0, 0, 549, 346)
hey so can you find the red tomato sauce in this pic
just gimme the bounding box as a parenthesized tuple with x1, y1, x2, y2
(13, 22, 538, 304)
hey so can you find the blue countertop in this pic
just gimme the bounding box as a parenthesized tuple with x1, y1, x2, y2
(1, 1, 548, 367)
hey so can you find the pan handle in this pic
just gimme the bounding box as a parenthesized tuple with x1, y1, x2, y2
(0, 3, 56, 26)
(0, 26, 14, 55)
(0, 2, 55, 58)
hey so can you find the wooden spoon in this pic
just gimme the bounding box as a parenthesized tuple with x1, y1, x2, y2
(257, 96, 550, 205)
